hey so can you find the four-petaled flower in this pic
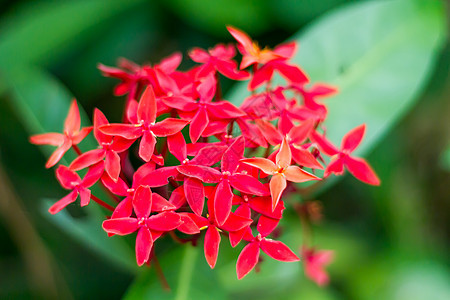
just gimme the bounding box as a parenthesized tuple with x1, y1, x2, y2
(241, 138, 320, 210)
(30, 100, 92, 168)
(302, 246, 334, 286)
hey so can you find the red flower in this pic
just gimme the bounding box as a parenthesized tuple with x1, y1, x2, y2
(311, 124, 380, 185)
(241, 138, 320, 210)
(69, 109, 133, 181)
(302, 246, 334, 286)
(102, 186, 182, 266)
(100, 86, 189, 162)
(163, 74, 245, 143)
(30, 100, 92, 168)
(236, 229, 299, 279)
(189, 44, 250, 80)
(49, 161, 104, 214)
(178, 136, 269, 225)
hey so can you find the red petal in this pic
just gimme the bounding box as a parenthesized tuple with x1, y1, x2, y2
(344, 156, 380, 185)
(146, 211, 182, 231)
(310, 131, 339, 156)
(29, 132, 64, 146)
(105, 150, 121, 182)
(189, 47, 210, 63)
(249, 196, 284, 219)
(207, 101, 246, 119)
(257, 216, 279, 237)
(290, 146, 323, 170)
(81, 161, 104, 188)
(136, 227, 153, 266)
(204, 226, 221, 269)
(276, 138, 292, 169)
(260, 239, 299, 262)
(341, 124, 365, 153)
(288, 119, 314, 144)
(72, 127, 93, 145)
(227, 26, 253, 57)
(102, 217, 139, 235)
(177, 165, 221, 183)
(273, 41, 296, 59)
(133, 162, 156, 185)
(56, 165, 81, 189)
(151, 193, 176, 212)
(221, 136, 245, 173)
(48, 190, 78, 214)
(93, 109, 110, 144)
(168, 186, 186, 209)
(46, 140, 72, 168)
(284, 165, 320, 183)
(64, 100, 81, 134)
(229, 174, 269, 196)
(249, 64, 274, 90)
(137, 86, 157, 124)
(167, 132, 187, 162)
(269, 174, 287, 211)
(177, 214, 201, 234)
(151, 118, 189, 137)
(111, 197, 133, 219)
(324, 157, 344, 177)
(69, 149, 105, 171)
(78, 187, 91, 207)
(139, 131, 156, 162)
(158, 52, 182, 73)
(133, 185, 152, 218)
(189, 108, 209, 143)
(140, 166, 178, 187)
(197, 74, 216, 102)
(214, 181, 233, 226)
(255, 119, 283, 146)
(272, 61, 309, 85)
(100, 124, 142, 139)
(240, 158, 277, 174)
(101, 174, 128, 196)
(190, 145, 227, 166)
(184, 177, 205, 216)
(236, 242, 260, 279)
(215, 60, 250, 80)
(221, 212, 253, 232)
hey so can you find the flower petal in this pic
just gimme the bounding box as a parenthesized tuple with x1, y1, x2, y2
(135, 227, 153, 266)
(151, 118, 190, 137)
(133, 185, 152, 219)
(99, 124, 143, 139)
(284, 165, 320, 183)
(69, 149, 105, 171)
(105, 150, 121, 182)
(137, 86, 157, 124)
(221, 136, 245, 173)
(184, 177, 205, 216)
(229, 174, 269, 196)
(269, 174, 287, 211)
(151, 193, 177, 212)
(29, 132, 64, 146)
(341, 124, 365, 153)
(102, 217, 139, 235)
(64, 100, 81, 134)
(214, 180, 233, 226)
(177, 165, 221, 183)
(146, 211, 182, 231)
(344, 156, 380, 185)
(139, 131, 156, 162)
(46, 140, 72, 168)
(236, 242, 260, 279)
(56, 165, 81, 189)
(204, 226, 221, 269)
(240, 158, 277, 175)
(276, 138, 292, 169)
(167, 132, 187, 162)
(78, 187, 91, 207)
(48, 190, 78, 214)
(260, 239, 299, 262)
(189, 108, 209, 143)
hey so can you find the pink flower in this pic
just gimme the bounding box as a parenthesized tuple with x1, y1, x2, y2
(302, 247, 334, 286)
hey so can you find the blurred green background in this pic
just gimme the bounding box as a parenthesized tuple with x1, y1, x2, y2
(0, 0, 448, 299)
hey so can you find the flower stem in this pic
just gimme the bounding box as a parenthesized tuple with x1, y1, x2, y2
(153, 254, 171, 292)
(90, 194, 114, 212)
(214, 72, 222, 101)
(72, 144, 82, 156)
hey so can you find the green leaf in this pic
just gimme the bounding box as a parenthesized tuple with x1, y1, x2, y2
(6, 66, 136, 273)
(228, 0, 446, 191)
(124, 244, 227, 300)
(42, 199, 136, 273)
(162, 0, 271, 36)
(0, 0, 145, 70)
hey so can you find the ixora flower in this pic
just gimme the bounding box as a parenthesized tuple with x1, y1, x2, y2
(31, 26, 379, 285)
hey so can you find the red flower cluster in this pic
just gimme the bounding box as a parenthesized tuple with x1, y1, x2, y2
(30, 26, 379, 281)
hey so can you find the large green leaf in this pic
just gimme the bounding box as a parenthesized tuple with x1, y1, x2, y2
(5, 66, 136, 273)
(229, 0, 446, 190)
(0, 0, 145, 70)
